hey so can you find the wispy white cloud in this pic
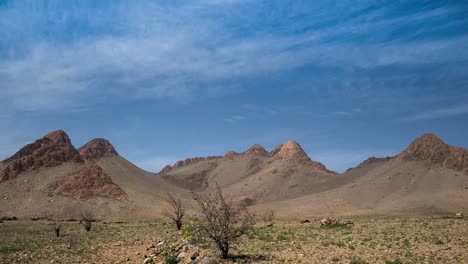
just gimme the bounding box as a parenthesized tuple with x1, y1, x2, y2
(0, 1, 466, 113)
(224, 115, 246, 123)
(407, 104, 468, 121)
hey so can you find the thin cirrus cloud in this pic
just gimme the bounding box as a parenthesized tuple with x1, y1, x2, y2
(0, 1, 467, 114)
(408, 104, 468, 121)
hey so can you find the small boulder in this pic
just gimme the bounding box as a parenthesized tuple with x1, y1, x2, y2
(177, 252, 186, 261)
(191, 252, 199, 260)
(300, 219, 311, 224)
(143, 257, 154, 264)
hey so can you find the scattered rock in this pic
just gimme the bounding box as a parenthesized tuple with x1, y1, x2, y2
(455, 212, 464, 218)
(191, 252, 199, 260)
(177, 251, 186, 261)
(320, 217, 354, 227)
(143, 257, 154, 264)
(0, 216, 18, 221)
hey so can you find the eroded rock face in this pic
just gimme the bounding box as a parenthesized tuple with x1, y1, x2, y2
(160, 156, 221, 174)
(242, 144, 269, 157)
(399, 133, 468, 172)
(53, 162, 126, 200)
(78, 138, 118, 160)
(271, 141, 332, 172)
(224, 150, 239, 158)
(0, 130, 83, 183)
(399, 133, 452, 164)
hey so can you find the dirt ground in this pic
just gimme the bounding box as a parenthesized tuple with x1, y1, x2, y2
(0, 216, 467, 264)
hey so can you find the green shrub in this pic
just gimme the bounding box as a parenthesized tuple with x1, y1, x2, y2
(163, 255, 178, 264)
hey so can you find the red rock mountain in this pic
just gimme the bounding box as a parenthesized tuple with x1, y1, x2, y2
(0, 130, 83, 183)
(78, 138, 119, 160)
(271, 141, 333, 173)
(53, 162, 126, 201)
(398, 133, 468, 172)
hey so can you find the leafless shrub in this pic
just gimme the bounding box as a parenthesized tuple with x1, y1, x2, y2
(261, 209, 276, 222)
(192, 185, 256, 259)
(162, 193, 185, 230)
(54, 222, 62, 237)
(81, 208, 93, 232)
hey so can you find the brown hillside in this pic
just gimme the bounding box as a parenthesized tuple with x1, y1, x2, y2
(265, 134, 468, 217)
(399, 133, 468, 173)
(0, 130, 82, 183)
(159, 142, 338, 203)
(53, 162, 126, 201)
(78, 138, 119, 160)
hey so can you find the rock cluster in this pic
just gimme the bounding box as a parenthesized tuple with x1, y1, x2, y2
(78, 138, 119, 160)
(141, 239, 215, 264)
(53, 162, 126, 200)
(0, 130, 83, 183)
(160, 156, 221, 174)
(320, 217, 354, 228)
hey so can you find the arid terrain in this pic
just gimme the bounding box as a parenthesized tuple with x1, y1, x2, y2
(0, 130, 468, 263)
(1, 216, 467, 263)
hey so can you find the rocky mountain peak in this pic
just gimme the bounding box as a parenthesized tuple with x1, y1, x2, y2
(399, 133, 451, 164)
(276, 141, 310, 161)
(0, 130, 83, 183)
(399, 133, 468, 173)
(242, 144, 269, 156)
(224, 150, 239, 158)
(78, 138, 119, 160)
(44, 130, 73, 145)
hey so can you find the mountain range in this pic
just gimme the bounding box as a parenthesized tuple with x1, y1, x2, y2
(0, 130, 466, 219)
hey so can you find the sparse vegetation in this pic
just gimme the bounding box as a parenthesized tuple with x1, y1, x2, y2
(192, 185, 256, 259)
(81, 209, 93, 232)
(261, 209, 275, 222)
(162, 193, 185, 230)
(0, 217, 467, 263)
(54, 222, 61, 237)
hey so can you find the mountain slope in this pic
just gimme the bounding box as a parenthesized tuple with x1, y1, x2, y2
(0, 132, 195, 219)
(0, 130, 83, 183)
(159, 141, 338, 204)
(264, 134, 468, 216)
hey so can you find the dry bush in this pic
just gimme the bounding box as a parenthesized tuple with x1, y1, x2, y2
(261, 209, 276, 222)
(162, 193, 185, 230)
(192, 185, 256, 259)
(81, 208, 93, 232)
(54, 222, 61, 237)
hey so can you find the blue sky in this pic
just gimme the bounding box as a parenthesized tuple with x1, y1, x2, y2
(1, 0, 468, 173)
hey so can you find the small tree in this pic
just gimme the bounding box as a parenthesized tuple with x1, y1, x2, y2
(163, 193, 185, 230)
(81, 209, 93, 232)
(54, 222, 62, 237)
(192, 185, 256, 259)
(262, 209, 275, 222)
